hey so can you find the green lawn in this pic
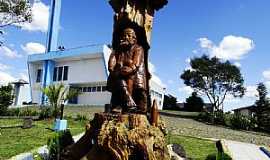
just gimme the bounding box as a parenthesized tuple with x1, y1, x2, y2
(0, 118, 87, 160)
(167, 134, 217, 160)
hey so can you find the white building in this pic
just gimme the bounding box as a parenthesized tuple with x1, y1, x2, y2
(28, 45, 165, 110)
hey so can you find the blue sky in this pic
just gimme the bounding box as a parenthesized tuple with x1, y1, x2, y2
(1, 0, 270, 111)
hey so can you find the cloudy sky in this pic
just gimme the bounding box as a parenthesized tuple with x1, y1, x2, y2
(1, 0, 270, 111)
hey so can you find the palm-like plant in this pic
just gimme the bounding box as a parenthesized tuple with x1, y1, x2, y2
(42, 84, 79, 119)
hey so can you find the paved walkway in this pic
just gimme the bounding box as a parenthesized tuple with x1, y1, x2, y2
(223, 140, 270, 160)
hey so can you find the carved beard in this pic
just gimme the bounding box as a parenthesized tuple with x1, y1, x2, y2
(120, 39, 135, 51)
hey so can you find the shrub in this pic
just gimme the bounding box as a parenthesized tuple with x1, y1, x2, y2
(6, 108, 20, 116)
(197, 112, 212, 122)
(0, 84, 14, 115)
(213, 111, 226, 125)
(197, 111, 226, 125)
(19, 108, 39, 116)
(75, 114, 87, 121)
(230, 114, 257, 130)
(39, 107, 53, 119)
(47, 130, 74, 160)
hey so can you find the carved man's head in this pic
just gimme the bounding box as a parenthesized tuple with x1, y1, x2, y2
(120, 28, 137, 48)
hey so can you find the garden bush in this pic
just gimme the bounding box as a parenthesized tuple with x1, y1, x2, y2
(47, 130, 74, 160)
(0, 85, 14, 115)
(75, 114, 87, 121)
(6, 108, 20, 116)
(39, 107, 53, 119)
(197, 112, 212, 123)
(230, 114, 257, 130)
(197, 111, 257, 131)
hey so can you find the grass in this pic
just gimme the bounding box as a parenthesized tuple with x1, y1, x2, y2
(1, 106, 267, 159)
(167, 134, 217, 160)
(0, 118, 87, 160)
(63, 105, 103, 119)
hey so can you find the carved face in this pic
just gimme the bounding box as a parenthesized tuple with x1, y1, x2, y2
(120, 28, 137, 48)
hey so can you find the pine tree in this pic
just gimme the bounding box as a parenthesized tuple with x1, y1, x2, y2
(255, 82, 270, 130)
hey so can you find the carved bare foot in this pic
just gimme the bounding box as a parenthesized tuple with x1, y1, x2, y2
(112, 106, 122, 113)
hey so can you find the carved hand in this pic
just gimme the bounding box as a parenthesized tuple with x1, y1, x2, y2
(121, 66, 133, 76)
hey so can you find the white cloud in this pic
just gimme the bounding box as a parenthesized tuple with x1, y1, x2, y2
(265, 81, 270, 89)
(185, 58, 191, 64)
(0, 46, 22, 58)
(21, 42, 46, 54)
(224, 94, 241, 103)
(263, 69, 270, 80)
(197, 35, 254, 60)
(178, 86, 193, 95)
(19, 1, 49, 32)
(245, 85, 257, 98)
(0, 71, 15, 85)
(0, 63, 10, 71)
(19, 73, 29, 82)
(234, 62, 241, 68)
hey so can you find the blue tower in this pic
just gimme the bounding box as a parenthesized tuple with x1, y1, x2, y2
(41, 0, 62, 104)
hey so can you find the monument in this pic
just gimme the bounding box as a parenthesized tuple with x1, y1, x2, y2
(60, 1, 169, 159)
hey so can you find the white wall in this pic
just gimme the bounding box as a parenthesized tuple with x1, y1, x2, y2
(150, 79, 165, 110)
(78, 92, 111, 105)
(29, 63, 43, 104)
(17, 84, 31, 105)
(56, 57, 107, 84)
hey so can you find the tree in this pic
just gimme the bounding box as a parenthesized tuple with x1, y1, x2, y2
(181, 55, 245, 112)
(42, 84, 79, 119)
(255, 82, 270, 130)
(0, 84, 14, 115)
(163, 94, 177, 110)
(185, 92, 204, 112)
(0, 0, 32, 45)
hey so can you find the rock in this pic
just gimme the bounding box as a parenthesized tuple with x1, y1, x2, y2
(167, 144, 186, 160)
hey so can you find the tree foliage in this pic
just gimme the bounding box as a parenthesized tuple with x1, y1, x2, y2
(0, 0, 32, 45)
(181, 55, 245, 111)
(0, 84, 14, 115)
(163, 94, 177, 110)
(42, 84, 79, 119)
(185, 92, 204, 112)
(255, 82, 270, 130)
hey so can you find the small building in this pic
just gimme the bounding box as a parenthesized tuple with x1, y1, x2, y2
(27, 45, 165, 110)
(11, 79, 31, 106)
(233, 105, 256, 117)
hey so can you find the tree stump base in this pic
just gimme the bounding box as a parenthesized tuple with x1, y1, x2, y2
(61, 112, 169, 160)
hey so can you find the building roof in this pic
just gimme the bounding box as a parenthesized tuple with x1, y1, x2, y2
(11, 79, 29, 84)
(233, 105, 255, 111)
(28, 44, 107, 62)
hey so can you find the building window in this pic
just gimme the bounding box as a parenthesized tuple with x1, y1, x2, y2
(102, 86, 107, 92)
(53, 67, 57, 81)
(53, 66, 68, 81)
(58, 66, 63, 81)
(97, 86, 101, 92)
(36, 69, 42, 83)
(92, 87, 96, 92)
(87, 87, 91, 92)
(63, 66, 69, 81)
(83, 87, 87, 92)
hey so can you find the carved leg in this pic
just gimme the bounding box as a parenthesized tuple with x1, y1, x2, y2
(133, 89, 147, 113)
